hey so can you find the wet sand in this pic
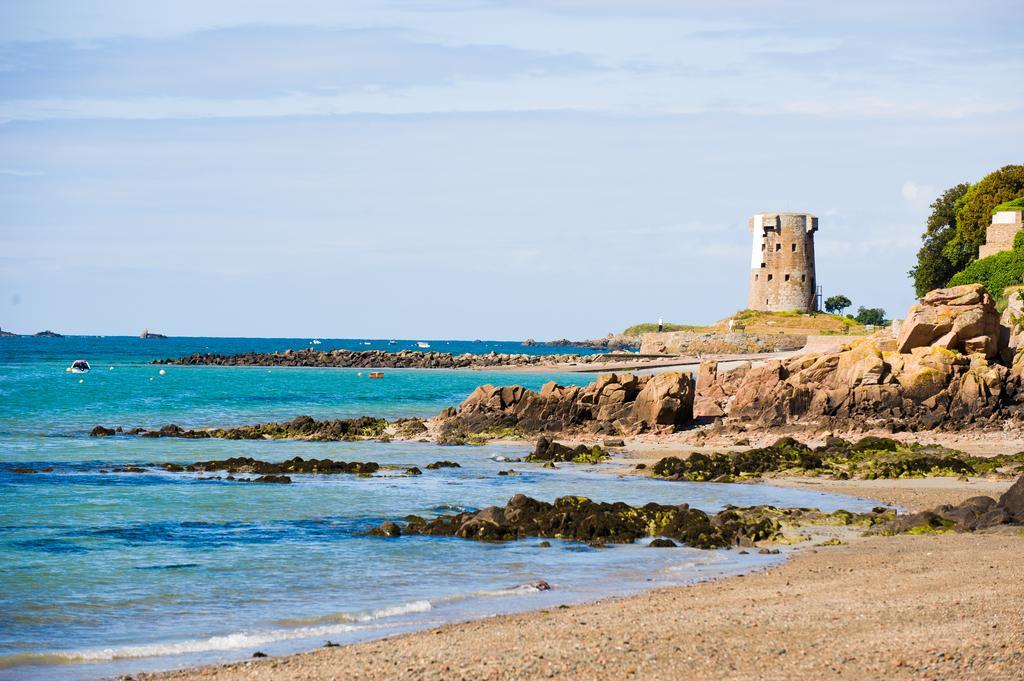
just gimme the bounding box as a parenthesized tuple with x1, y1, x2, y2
(137, 474, 1024, 681)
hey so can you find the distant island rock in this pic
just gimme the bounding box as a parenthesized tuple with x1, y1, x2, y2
(33, 330, 63, 338)
(525, 334, 641, 352)
(140, 328, 168, 339)
(0, 327, 17, 337)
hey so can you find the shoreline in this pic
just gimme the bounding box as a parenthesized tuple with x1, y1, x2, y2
(133, 472, 1023, 681)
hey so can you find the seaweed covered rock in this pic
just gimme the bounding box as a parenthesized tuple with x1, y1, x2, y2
(425, 461, 461, 470)
(885, 477, 1024, 534)
(173, 456, 380, 476)
(650, 437, 1024, 482)
(439, 371, 694, 439)
(370, 494, 788, 549)
(99, 415, 388, 441)
(527, 437, 608, 464)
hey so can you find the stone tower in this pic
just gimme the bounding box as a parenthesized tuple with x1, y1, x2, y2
(747, 212, 818, 312)
(979, 208, 1023, 258)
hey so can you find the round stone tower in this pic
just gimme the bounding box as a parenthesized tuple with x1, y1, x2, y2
(747, 212, 818, 312)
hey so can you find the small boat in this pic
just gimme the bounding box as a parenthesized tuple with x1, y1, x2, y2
(362, 341, 371, 346)
(311, 339, 322, 345)
(417, 342, 430, 349)
(368, 372, 384, 379)
(67, 359, 91, 373)
(388, 340, 397, 345)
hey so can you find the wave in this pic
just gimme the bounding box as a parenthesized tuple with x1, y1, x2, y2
(0, 599, 435, 669)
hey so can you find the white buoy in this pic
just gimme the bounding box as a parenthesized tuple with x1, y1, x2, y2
(109, 366, 114, 370)
(78, 379, 84, 384)
(158, 369, 166, 376)
(150, 377, 154, 381)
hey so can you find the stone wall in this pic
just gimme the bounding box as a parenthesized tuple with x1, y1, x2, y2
(747, 212, 817, 313)
(639, 331, 806, 355)
(979, 210, 1023, 258)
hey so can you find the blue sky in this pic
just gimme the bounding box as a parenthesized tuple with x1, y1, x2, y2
(1, 1, 1022, 338)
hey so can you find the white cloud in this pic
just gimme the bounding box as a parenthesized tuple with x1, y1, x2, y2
(0, 167, 42, 176)
(901, 181, 935, 206)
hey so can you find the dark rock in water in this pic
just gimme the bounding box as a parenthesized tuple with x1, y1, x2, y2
(603, 439, 626, 448)
(365, 494, 814, 550)
(323, 641, 340, 648)
(425, 461, 461, 470)
(252, 651, 268, 658)
(758, 548, 781, 555)
(90, 425, 116, 437)
(406, 467, 422, 476)
(635, 463, 647, 470)
(523, 579, 552, 591)
(371, 521, 403, 538)
(33, 330, 63, 337)
(497, 469, 518, 476)
(998, 475, 1024, 523)
(114, 466, 147, 473)
(528, 437, 608, 464)
(649, 538, 677, 547)
(10, 467, 37, 474)
(252, 475, 291, 484)
(157, 456, 380, 476)
(537, 541, 551, 547)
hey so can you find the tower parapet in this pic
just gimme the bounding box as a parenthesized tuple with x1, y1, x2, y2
(747, 212, 818, 312)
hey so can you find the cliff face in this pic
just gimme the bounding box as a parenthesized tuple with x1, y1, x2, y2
(697, 285, 1024, 431)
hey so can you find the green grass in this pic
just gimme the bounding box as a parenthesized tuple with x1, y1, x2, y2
(991, 197, 1024, 214)
(622, 323, 704, 335)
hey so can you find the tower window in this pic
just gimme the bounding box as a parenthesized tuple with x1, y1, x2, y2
(767, 274, 773, 281)
(784, 274, 790, 282)
(755, 274, 759, 281)
(760, 262, 766, 268)
(792, 243, 797, 252)
(775, 243, 781, 252)
(762, 243, 766, 251)
(802, 274, 806, 282)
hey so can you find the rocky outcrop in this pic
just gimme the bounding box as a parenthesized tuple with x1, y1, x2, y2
(896, 285, 1000, 358)
(439, 371, 695, 438)
(533, 334, 641, 351)
(33, 330, 63, 338)
(695, 285, 1023, 431)
(154, 348, 638, 369)
(1001, 289, 1024, 362)
(640, 331, 805, 356)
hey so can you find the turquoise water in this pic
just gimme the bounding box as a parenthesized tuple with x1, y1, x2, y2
(0, 338, 875, 680)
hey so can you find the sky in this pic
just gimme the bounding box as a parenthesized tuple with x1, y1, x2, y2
(1, 0, 1022, 339)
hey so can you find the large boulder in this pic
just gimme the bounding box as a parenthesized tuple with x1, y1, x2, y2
(998, 475, 1024, 523)
(1001, 289, 1024, 363)
(896, 284, 1000, 358)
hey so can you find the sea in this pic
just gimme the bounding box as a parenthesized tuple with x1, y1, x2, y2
(0, 336, 877, 680)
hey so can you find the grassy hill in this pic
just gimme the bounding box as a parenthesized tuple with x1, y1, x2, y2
(624, 311, 869, 337)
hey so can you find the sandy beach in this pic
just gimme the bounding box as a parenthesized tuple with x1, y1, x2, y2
(135, 473, 1024, 681)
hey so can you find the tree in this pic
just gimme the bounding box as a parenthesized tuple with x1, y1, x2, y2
(908, 183, 969, 297)
(854, 307, 887, 326)
(823, 294, 852, 316)
(947, 164, 1024, 269)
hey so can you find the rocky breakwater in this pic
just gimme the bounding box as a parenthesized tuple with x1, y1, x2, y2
(436, 371, 695, 441)
(694, 284, 1024, 431)
(153, 348, 628, 369)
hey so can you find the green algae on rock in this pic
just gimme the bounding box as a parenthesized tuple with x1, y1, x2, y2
(651, 436, 1024, 482)
(366, 494, 893, 550)
(91, 415, 389, 441)
(526, 437, 609, 464)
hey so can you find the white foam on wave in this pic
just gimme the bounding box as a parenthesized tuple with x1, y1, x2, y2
(2, 620, 376, 666)
(280, 599, 433, 626)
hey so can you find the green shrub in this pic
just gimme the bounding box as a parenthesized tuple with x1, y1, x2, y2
(622, 323, 701, 335)
(949, 248, 1024, 297)
(1015, 230, 1024, 250)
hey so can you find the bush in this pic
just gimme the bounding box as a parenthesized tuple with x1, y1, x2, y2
(949, 248, 1024, 297)
(1015, 230, 1024, 250)
(993, 197, 1024, 214)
